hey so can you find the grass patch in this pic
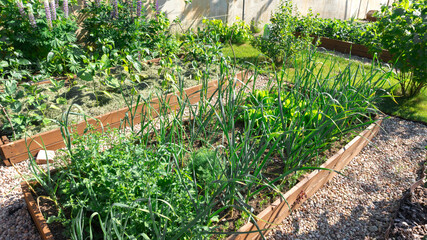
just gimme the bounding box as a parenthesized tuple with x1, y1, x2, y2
(377, 89, 427, 123)
(222, 43, 267, 65)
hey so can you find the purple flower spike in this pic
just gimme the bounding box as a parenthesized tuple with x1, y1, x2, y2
(28, 8, 37, 28)
(155, 0, 159, 14)
(63, 0, 69, 18)
(55, 0, 59, 10)
(16, 1, 26, 18)
(44, 0, 52, 28)
(95, 0, 100, 7)
(50, 0, 57, 21)
(137, 0, 142, 17)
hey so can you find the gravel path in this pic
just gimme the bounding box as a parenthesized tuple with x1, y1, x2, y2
(0, 160, 41, 240)
(0, 116, 425, 240)
(268, 117, 427, 240)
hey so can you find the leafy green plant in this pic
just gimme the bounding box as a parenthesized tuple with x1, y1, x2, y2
(376, 0, 426, 96)
(200, 17, 253, 44)
(238, 89, 323, 132)
(251, 0, 317, 64)
(78, 53, 119, 105)
(0, 80, 26, 139)
(181, 26, 224, 64)
(188, 148, 223, 189)
(158, 56, 182, 90)
(0, 41, 33, 82)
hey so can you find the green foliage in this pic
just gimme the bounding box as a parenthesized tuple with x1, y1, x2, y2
(28, 50, 392, 239)
(376, 0, 426, 96)
(181, 30, 223, 64)
(0, 78, 51, 139)
(0, 0, 81, 75)
(298, 17, 380, 48)
(81, 1, 179, 58)
(188, 148, 223, 188)
(52, 131, 203, 239)
(238, 89, 323, 132)
(251, 0, 316, 64)
(200, 17, 253, 44)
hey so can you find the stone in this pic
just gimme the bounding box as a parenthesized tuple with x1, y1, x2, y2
(36, 150, 55, 164)
(369, 225, 378, 232)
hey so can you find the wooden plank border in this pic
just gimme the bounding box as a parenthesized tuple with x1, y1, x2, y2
(317, 37, 392, 62)
(21, 181, 54, 240)
(1, 71, 247, 165)
(294, 32, 392, 62)
(228, 119, 382, 240)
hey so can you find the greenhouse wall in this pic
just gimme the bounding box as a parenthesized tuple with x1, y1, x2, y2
(74, 0, 392, 29)
(155, 0, 392, 29)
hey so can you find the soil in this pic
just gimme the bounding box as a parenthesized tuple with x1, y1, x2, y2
(30, 184, 70, 240)
(386, 162, 427, 239)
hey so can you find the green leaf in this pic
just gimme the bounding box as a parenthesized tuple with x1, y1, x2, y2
(50, 104, 61, 110)
(18, 59, 31, 65)
(102, 91, 112, 98)
(78, 70, 94, 81)
(0, 60, 9, 69)
(47, 52, 55, 62)
(56, 97, 67, 105)
(42, 118, 51, 125)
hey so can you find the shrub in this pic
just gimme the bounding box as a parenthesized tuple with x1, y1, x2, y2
(54, 132, 205, 239)
(251, 0, 316, 64)
(376, 0, 426, 96)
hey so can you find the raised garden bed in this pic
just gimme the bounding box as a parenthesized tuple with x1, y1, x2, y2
(17, 50, 389, 238)
(1, 71, 246, 166)
(294, 32, 392, 62)
(22, 119, 382, 240)
(317, 37, 392, 63)
(228, 119, 382, 239)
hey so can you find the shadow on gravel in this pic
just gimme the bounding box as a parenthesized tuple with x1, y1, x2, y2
(278, 199, 397, 239)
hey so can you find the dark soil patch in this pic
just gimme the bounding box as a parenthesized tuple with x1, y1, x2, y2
(387, 161, 427, 239)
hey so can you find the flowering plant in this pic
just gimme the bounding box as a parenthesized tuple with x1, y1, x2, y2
(81, 0, 179, 58)
(0, 0, 80, 75)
